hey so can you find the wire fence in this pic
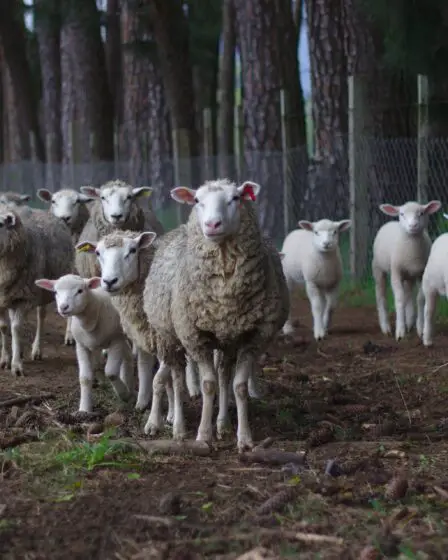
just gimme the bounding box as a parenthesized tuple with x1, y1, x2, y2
(1, 135, 448, 284)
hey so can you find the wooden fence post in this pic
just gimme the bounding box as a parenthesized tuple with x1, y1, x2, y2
(417, 74, 429, 203)
(348, 75, 370, 282)
(68, 121, 76, 188)
(280, 89, 293, 238)
(172, 127, 192, 225)
(234, 102, 244, 182)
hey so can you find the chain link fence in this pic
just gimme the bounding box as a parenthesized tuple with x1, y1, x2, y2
(1, 135, 448, 285)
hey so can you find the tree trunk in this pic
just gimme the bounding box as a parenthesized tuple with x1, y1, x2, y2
(147, 0, 199, 162)
(0, 0, 44, 161)
(35, 0, 62, 167)
(60, 21, 76, 177)
(106, 0, 122, 126)
(305, 0, 348, 220)
(217, 0, 236, 178)
(60, 0, 114, 167)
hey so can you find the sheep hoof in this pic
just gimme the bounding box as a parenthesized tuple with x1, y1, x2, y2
(0, 356, 10, 369)
(135, 401, 149, 412)
(64, 336, 75, 346)
(144, 417, 163, 436)
(196, 430, 213, 446)
(31, 349, 42, 361)
(172, 424, 187, 441)
(11, 362, 24, 376)
(216, 418, 232, 440)
(237, 436, 254, 453)
(165, 412, 174, 425)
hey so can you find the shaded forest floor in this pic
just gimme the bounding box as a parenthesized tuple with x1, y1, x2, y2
(0, 295, 447, 559)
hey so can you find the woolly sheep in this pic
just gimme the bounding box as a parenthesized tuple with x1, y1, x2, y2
(35, 274, 133, 411)
(281, 218, 351, 340)
(75, 180, 153, 279)
(421, 217, 448, 346)
(0, 191, 31, 207)
(145, 179, 290, 451)
(0, 206, 73, 375)
(372, 200, 441, 341)
(76, 230, 176, 417)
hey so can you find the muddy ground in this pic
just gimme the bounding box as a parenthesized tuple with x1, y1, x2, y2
(0, 296, 447, 560)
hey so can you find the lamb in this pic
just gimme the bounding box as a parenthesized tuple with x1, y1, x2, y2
(0, 192, 31, 207)
(0, 205, 73, 375)
(144, 179, 290, 451)
(281, 218, 351, 340)
(75, 230, 175, 416)
(75, 180, 154, 279)
(372, 200, 441, 341)
(420, 218, 448, 346)
(35, 274, 134, 412)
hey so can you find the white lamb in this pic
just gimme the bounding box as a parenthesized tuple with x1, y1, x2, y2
(372, 200, 441, 341)
(35, 274, 134, 412)
(281, 219, 351, 340)
(421, 216, 448, 346)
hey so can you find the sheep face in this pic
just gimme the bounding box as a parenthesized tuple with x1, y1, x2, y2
(0, 209, 19, 247)
(75, 232, 157, 293)
(298, 219, 351, 253)
(38, 189, 93, 227)
(171, 179, 261, 242)
(379, 200, 441, 235)
(80, 182, 152, 226)
(0, 192, 30, 207)
(35, 274, 101, 317)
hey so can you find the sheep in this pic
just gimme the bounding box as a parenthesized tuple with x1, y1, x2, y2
(0, 192, 31, 207)
(372, 200, 441, 341)
(144, 179, 290, 451)
(0, 205, 73, 375)
(35, 274, 134, 412)
(281, 218, 351, 340)
(421, 218, 448, 346)
(75, 230, 175, 416)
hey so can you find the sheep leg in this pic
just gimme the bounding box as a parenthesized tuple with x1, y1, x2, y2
(404, 279, 416, 332)
(64, 317, 75, 346)
(305, 281, 326, 340)
(76, 343, 94, 412)
(165, 374, 174, 424)
(196, 357, 217, 445)
(144, 361, 171, 435)
(323, 288, 338, 335)
(31, 305, 46, 361)
(135, 348, 155, 411)
(373, 265, 391, 335)
(422, 288, 438, 347)
(185, 355, 201, 398)
(104, 339, 133, 403)
(216, 353, 234, 439)
(132, 340, 138, 359)
(9, 308, 25, 376)
(233, 351, 254, 452)
(282, 275, 296, 336)
(391, 271, 407, 341)
(171, 366, 186, 441)
(248, 364, 263, 399)
(416, 282, 425, 339)
(0, 309, 10, 369)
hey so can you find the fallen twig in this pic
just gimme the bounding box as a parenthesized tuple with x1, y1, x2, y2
(394, 375, 411, 426)
(0, 432, 39, 450)
(433, 485, 448, 501)
(253, 437, 275, 451)
(133, 515, 175, 527)
(431, 361, 448, 374)
(0, 393, 54, 409)
(111, 438, 211, 457)
(239, 448, 306, 466)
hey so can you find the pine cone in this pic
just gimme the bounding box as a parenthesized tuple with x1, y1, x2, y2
(385, 475, 408, 500)
(358, 545, 380, 560)
(255, 486, 298, 516)
(307, 424, 335, 448)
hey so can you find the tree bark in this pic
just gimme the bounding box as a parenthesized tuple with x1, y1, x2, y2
(35, 0, 62, 165)
(0, 0, 44, 161)
(106, 0, 122, 126)
(217, 0, 236, 178)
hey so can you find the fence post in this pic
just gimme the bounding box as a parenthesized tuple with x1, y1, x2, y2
(280, 89, 293, 238)
(348, 75, 370, 283)
(202, 107, 214, 180)
(417, 75, 429, 203)
(29, 131, 39, 198)
(113, 124, 119, 178)
(172, 127, 192, 225)
(234, 102, 244, 182)
(68, 121, 76, 188)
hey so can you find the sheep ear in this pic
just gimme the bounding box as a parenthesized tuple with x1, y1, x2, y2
(5, 213, 16, 228)
(136, 231, 157, 249)
(132, 186, 153, 199)
(337, 219, 351, 232)
(77, 193, 94, 204)
(35, 278, 55, 292)
(298, 220, 313, 231)
(86, 277, 101, 290)
(37, 189, 52, 203)
(19, 194, 30, 202)
(76, 241, 97, 253)
(422, 200, 441, 215)
(379, 204, 400, 216)
(237, 181, 261, 201)
(80, 186, 101, 198)
(171, 187, 197, 205)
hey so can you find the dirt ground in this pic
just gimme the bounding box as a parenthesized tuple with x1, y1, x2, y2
(0, 296, 447, 560)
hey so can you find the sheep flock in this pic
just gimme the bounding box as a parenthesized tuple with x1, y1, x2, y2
(0, 179, 446, 452)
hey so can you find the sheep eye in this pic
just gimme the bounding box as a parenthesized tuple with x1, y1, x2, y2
(51, 200, 55, 204)
(95, 250, 100, 257)
(194, 197, 199, 204)
(129, 247, 137, 254)
(77, 289, 83, 294)
(232, 195, 239, 201)
(100, 196, 105, 201)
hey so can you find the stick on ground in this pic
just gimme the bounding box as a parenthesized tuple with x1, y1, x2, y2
(0, 393, 55, 409)
(0, 432, 40, 450)
(239, 448, 306, 466)
(112, 439, 211, 457)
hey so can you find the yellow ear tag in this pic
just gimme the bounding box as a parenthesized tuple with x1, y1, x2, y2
(76, 243, 95, 253)
(139, 188, 153, 198)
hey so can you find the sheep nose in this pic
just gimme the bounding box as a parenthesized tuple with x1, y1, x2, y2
(62, 216, 71, 224)
(103, 277, 118, 290)
(60, 304, 69, 312)
(111, 213, 123, 221)
(205, 219, 222, 230)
